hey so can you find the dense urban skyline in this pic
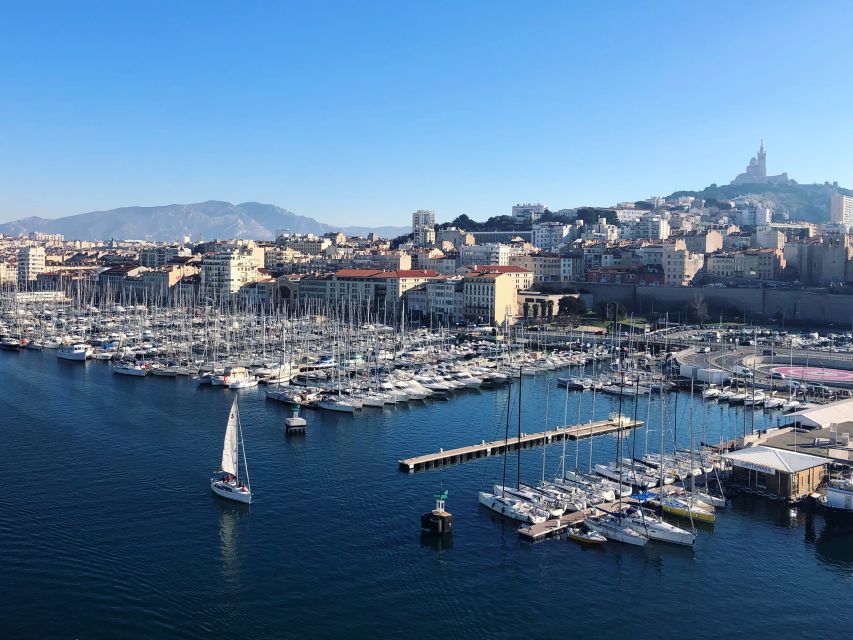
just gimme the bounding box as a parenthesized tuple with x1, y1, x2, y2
(2, 2, 853, 226)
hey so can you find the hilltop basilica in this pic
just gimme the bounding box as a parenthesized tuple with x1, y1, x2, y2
(731, 140, 792, 185)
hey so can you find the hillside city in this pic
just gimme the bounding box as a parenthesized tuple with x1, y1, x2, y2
(4, 143, 853, 329)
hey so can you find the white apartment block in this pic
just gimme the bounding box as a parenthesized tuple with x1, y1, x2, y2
(459, 243, 511, 266)
(29, 232, 64, 245)
(278, 234, 332, 255)
(17, 245, 46, 290)
(532, 221, 570, 251)
(511, 203, 546, 223)
(200, 247, 262, 301)
(637, 214, 670, 240)
(614, 208, 644, 223)
(831, 194, 853, 228)
(412, 209, 436, 246)
(139, 245, 191, 268)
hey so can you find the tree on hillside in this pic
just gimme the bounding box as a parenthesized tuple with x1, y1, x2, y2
(390, 233, 413, 249)
(576, 207, 619, 226)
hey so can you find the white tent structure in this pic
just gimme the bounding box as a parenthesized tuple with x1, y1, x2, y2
(782, 397, 853, 431)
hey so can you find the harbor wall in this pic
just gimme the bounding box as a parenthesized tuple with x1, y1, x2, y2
(560, 283, 853, 325)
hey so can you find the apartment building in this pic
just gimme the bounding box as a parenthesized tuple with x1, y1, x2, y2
(462, 272, 517, 325)
(138, 245, 191, 268)
(663, 240, 704, 286)
(460, 243, 511, 266)
(412, 210, 436, 246)
(17, 245, 46, 290)
(531, 221, 570, 251)
(199, 247, 262, 301)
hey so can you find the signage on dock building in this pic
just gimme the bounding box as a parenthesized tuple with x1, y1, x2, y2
(732, 460, 776, 476)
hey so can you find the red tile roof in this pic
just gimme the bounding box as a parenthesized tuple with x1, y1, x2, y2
(470, 265, 531, 273)
(334, 269, 384, 277)
(375, 269, 439, 278)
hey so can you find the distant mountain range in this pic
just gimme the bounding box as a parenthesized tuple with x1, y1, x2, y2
(0, 201, 409, 241)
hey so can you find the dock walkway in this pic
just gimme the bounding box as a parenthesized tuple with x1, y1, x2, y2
(517, 492, 659, 541)
(398, 417, 643, 473)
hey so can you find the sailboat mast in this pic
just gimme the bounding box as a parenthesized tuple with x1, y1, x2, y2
(501, 381, 510, 497)
(517, 367, 522, 489)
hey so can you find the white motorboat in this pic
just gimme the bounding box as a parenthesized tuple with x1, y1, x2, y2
(0, 338, 22, 351)
(57, 343, 92, 361)
(744, 390, 766, 406)
(764, 395, 785, 410)
(113, 362, 148, 376)
(211, 399, 252, 504)
(229, 376, 259, 389)
(782, 398, 801, 412)
(43, 337, 63, 349)
(701, 385, 720, 399)
(717, 388, 734, 402)
(585, 513, 648, 546)
(821, 475, 853, 525)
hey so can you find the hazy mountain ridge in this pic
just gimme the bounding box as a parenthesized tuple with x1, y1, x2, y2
(0, 201, 409, 241)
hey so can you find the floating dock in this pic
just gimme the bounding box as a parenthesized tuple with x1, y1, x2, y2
(398, 417, 643, 473)
(517, 493, 656, 541)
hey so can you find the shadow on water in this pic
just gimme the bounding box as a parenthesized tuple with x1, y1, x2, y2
(814, 524, 853, 571)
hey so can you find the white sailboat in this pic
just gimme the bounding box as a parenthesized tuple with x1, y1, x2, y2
(584, 513, 648, 546)
(210, 399, 252, 504)
(623, 506, 696, 546)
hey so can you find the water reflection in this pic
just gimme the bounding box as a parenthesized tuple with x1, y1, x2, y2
(215, 497, 251, 581)
(419, 532, 453, 551)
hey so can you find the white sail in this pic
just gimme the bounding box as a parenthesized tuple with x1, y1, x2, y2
(221, 400, 239, 477)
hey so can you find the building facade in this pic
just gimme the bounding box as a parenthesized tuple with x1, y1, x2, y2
(412, 209, 436, 246)
(17, 245, 46, 290)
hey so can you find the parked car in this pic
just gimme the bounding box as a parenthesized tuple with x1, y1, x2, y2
(770, 371, 786, 380)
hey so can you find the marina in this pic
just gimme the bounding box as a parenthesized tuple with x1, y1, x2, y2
(3, 326, 852, 638)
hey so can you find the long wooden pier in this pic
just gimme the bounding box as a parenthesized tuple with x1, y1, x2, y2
(398, 417, 643, 473)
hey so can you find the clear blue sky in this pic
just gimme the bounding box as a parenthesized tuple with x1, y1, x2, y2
(1, 1, 852, 226)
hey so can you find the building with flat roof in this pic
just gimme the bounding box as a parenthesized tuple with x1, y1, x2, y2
(17, 245, 46, 291)
(412, 210, 436, 246)
(831, 193, 853, 229)
(722, 445, 826, 500)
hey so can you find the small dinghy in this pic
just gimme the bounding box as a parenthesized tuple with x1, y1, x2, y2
(567, 527, 606, 546)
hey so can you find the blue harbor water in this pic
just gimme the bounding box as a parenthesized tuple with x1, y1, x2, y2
(3, 351, 852, 638)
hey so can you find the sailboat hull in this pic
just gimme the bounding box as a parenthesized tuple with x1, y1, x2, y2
(211, 479, 252, 504)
